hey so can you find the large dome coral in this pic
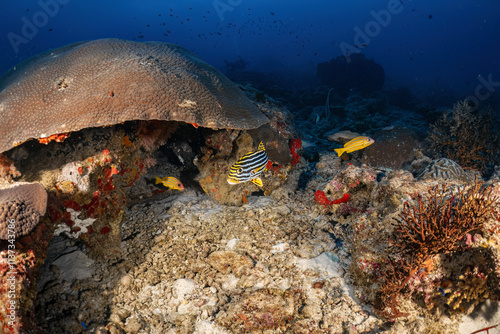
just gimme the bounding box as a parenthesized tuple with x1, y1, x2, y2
(0, 38, 269, 153)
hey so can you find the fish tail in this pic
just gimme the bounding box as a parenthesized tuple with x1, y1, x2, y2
(155, 176, 162, 185)
(334, 148, 344, 157)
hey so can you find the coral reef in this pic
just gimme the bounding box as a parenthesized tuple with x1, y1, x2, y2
(374, 179, 498, 319)
(196, 131, 296, 205)
(35, 188, 381, 333)
(0, 38, 269, 154)
(217, 288, 301, 333)
(240, 84, 297, 141)
(316, 53, 385, 97)
(17, 147, 499, 333)
(1, 40, 499, 333)
(426, 101, 499, 175)
(418, 157, 473, 182)
(0, 183, 47, 239)
(195, 91, 298, 205)
(248, 124, 292, 165)
(0, 154, 21, 181)
(363, 127, 420, 170)
(0, 213, 54, 334)
(422, 252, 493, 316)
(314, 163, 378, 216)
(0, 248, 36, 334)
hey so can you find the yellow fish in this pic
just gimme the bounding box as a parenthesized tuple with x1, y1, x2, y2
(334, 136, 374, 157)
(155, 176, 184, 190)
(227, 141, 268, 187)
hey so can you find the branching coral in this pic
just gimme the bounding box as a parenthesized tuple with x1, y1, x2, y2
(393, 181, 495, 256)
(442, 268, 489, 312)
(427, 101, 499, 175)
(375, 179, 498, 319)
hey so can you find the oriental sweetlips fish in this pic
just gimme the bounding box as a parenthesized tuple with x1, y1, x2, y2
(334, 136, 374, 157)
(227, 141, 269, 187)
(155, 176, 185, 190)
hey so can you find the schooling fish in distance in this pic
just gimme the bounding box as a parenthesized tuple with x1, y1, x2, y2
(334, 136, 374, 157)
(227, 141, 269, 187)
(155, 176, 184, 190)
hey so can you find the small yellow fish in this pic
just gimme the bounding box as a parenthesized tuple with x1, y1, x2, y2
(155, 176, 184, 190)
(334, 136, 374, 157)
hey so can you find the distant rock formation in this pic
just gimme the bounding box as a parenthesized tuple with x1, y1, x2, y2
(316, 53, 385, 97)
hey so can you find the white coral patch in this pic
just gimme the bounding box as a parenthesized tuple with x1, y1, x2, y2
(178, 99, 197, 108)
(57, 162, 91, 193)
(54, 208, 96, 238)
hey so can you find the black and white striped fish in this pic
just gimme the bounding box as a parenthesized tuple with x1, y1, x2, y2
(227, 141, 268, 187)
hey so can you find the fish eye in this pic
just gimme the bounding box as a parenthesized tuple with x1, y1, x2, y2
(237, 168, 243, 173)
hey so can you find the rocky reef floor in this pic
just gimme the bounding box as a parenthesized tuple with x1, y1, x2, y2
(33, 153, 500, 333)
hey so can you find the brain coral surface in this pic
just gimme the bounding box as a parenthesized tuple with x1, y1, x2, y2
(418, 158, 471, 182)
(0, 38, 269, 153)
(0, 182, 47, 239)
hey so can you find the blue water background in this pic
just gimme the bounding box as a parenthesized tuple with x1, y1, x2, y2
(1, 0, 499, 100)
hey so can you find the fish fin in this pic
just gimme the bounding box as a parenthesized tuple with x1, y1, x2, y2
(227, 177, 239, 185)
(258, 141, 265, 151)
(253, 165, 265, 174)
(251, 177, 263, 187)
(334, 148, 344, 157)
(155, 176, 162, 185)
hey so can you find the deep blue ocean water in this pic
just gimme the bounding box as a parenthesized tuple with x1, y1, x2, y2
(1, 0, 499, 105)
